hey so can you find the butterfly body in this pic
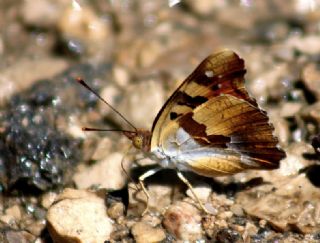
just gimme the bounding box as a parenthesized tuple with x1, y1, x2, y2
(124, 50, 285, 179)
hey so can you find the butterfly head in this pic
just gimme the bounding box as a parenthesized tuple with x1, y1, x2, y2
(123, 130, 151, 152)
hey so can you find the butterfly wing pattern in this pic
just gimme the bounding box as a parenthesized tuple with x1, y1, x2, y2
(150, 50, 286, 177)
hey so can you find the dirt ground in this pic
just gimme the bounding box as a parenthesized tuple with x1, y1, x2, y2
(0, 1, 320, 242)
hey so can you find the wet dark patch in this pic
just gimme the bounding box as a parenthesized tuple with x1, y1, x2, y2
(0, 63, 112, 192)
(214, 228, 242, 243)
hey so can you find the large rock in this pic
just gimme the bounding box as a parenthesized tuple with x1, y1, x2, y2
(47, 188, 113, 243)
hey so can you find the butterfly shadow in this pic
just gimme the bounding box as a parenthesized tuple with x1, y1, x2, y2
(108, 164, 269, 215)
(130, 165, 266, 203)
(301, 145, 320, 188)
(299, 164, 320, 188)
(130, 165, 185, 209)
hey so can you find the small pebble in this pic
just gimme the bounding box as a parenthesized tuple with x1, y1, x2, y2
(186, 183, 212, 203)
(163, 201, 203, 241)
(41, 192, 58, 209)
(131, 222, 166, 243)
(73, 152, 131, 190)
(107, 202, 125, 220)
(230, 204, 244, 217)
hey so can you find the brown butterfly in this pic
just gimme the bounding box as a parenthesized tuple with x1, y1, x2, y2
(78, 49, 286, 214)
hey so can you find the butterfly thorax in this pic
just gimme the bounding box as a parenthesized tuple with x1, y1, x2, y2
(123, 129, 152, 152)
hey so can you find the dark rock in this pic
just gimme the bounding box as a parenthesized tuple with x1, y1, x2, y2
(0, 63, 112, 192)
(215, 228, 243, 243)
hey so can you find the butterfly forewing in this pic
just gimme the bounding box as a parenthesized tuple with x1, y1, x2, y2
(150, 50, 285, 176)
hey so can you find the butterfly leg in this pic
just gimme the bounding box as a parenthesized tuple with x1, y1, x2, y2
(120, 145, 141, 192)
(176, 171, 210, 214)
(138, 167, 161, 215)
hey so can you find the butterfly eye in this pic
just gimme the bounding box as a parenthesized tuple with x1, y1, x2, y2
(133, 136, 143, 149)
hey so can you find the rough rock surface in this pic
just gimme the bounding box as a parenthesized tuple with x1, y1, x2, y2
(47, 189, 113, 243)
(1, 1, 320, 242)
(163, 201, 203, 241)
(131, 222, 166, 243)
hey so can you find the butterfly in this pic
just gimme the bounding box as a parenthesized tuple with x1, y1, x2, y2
(78, 49, 286, 214)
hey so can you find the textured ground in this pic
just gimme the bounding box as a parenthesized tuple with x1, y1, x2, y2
(0, 1, 320, 242)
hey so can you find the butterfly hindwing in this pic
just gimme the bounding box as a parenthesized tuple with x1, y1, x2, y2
(150, 50, 285, 176)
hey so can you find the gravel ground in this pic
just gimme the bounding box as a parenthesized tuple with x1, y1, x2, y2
(0, 1, 320, 242)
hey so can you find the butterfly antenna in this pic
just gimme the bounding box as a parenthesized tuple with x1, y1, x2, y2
(82, 127, 136, 134)
(76, 78, 137, 132)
